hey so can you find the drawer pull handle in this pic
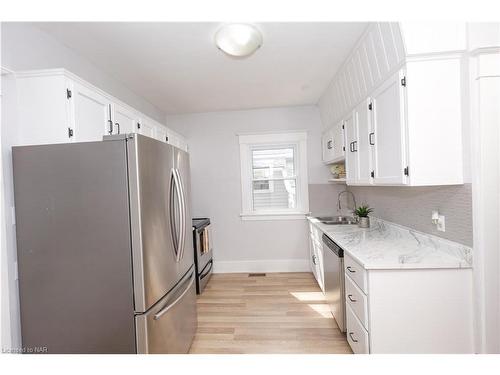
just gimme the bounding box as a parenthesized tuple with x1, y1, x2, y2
(346, 266, 356, 273)
(348, 294, 357, 303)
(349, 332, 358, 343)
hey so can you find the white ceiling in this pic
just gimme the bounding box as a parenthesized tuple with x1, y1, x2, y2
(35, 22, 368, 115)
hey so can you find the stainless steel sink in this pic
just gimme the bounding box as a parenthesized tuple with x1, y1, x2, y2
(315, 216, 358, 225)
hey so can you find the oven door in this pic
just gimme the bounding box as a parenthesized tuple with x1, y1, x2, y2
(198, 258, 213, 293)
(196, 224, 212, 272)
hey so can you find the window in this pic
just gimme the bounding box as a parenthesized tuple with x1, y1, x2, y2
(239, 132, 309, 220)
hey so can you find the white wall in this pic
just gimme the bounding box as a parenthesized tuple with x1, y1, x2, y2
(0, 22, 170, 351)
(1, 22, 166, 123)
(167, 106, 332, 273)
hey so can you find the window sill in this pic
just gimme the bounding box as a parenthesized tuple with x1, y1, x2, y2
(240, 212, 309, 221)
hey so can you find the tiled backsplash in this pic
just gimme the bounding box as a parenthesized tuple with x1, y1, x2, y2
(348, 184, 473, 247)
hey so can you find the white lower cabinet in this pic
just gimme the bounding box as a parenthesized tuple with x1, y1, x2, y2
(308, 223, 325, 292)
(344, 253, 474, 354)
(345, 274, 368, 329)
(346, 304, 370, 354)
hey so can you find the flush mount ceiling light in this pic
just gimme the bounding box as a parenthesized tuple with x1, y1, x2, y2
(215, 23, 263, 57)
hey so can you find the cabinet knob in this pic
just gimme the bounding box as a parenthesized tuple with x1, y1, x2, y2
(312, 255, 317, 265)
(327, 140, 333, 149)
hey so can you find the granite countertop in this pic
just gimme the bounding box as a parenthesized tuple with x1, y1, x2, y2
(307, 216, 472, 270)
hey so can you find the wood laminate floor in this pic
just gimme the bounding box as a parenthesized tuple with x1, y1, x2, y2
(189, 272, 352, 354)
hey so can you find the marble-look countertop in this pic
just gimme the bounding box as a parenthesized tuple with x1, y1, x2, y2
(307, 216, 472, 270)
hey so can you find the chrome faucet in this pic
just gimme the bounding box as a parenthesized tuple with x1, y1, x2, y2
(337, 190, 357, 213)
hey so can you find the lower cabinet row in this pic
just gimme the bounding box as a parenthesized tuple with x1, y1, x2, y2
(308, 224, 475, 354)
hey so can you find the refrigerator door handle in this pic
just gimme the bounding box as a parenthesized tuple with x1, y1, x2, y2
(153, 270, 195, 320)
(169, 168, 181, 261)
(176, 168, 187, 262)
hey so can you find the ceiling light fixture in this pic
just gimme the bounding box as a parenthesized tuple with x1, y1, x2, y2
(215, 24, 263, 57)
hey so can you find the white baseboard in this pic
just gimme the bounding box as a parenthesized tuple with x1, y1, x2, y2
(212, 259, 310, 274)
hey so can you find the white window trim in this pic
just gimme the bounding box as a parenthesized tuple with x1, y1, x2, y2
(239, 131, 309, 221)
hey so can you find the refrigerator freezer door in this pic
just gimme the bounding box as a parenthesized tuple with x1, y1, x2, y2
(128, 135, 194, 312)
(135, 266, 198, 354)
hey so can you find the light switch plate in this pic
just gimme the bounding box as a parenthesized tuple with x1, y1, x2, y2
(437, 215, 446, 232)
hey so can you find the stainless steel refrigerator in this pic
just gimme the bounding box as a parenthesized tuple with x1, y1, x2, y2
(12, 134, 197, 354)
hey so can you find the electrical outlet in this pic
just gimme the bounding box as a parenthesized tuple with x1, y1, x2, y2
(437, 215, 446, 232)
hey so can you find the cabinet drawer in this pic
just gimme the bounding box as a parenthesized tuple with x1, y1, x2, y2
(346, 305, 370, 354)
(345, 274, 369, 330)
(344, 254, 368, 294)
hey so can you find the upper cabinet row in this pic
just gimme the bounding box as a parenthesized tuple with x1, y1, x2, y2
(320, 22, 466, 186)
(15, 69, 188, 151)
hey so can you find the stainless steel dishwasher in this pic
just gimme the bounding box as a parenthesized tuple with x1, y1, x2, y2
(322, 233, 346, 332)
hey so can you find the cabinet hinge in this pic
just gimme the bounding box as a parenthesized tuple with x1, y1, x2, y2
(66, 89, 72, 99)
(368, 102, 373, 111)
(165, 136, 169, 142)
(343, 146, 345, 151)
(137, 122, 141, 129)
(68, 127, 74, 138)
(401, 77, 406, 87)
(342, 124, 345, 130)
(370, 171, 374, 178)
(404, 166, 409, 176)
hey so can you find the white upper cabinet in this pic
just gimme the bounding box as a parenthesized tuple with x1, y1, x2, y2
(354, 99, 373, 185)
(344, 113, 357, 185)
(318, 22, 466, 186)
(344, 99, 373, 185)
(399, 22, 466, 55)
(370, 71, 407, 185)
(16, 73, 72, 145)
(137, 117, 157, 139)
(111, 103, 140, 135)
(155, 126, 168, 143)
(15, 69, 188, 151)
(70, 81, 112, 142)
(322, 120, 344, 164)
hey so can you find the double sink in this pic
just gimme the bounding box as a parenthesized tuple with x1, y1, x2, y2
(316, 216, 358, 225)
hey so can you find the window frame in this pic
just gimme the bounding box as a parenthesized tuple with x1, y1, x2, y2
(238, 131, 309, 221)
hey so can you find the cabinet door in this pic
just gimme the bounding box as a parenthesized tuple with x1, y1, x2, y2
(344, 113, 358, 185)
(112, 104, 140, 135)
(156, 126, 168, 143)
(71, 82, 111, 142)
(332, 121, 345, 160)
(316, 245, 325, 293)
(371, 71, 408, 185)
(322, 130, 334, 163)
(138, 118, 157, 139)
(354, 99, 373, 184)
